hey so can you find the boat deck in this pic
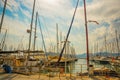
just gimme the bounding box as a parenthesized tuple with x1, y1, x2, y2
(0, 73, 119, 80)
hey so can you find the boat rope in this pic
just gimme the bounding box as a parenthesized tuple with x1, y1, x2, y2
(0, 0, 7, 33)
(1, 29, 7, 50)
(40, 16, 54, 50)
(35, 2, 54, 50)
(38, 14, 48, 61)
(57, 0, 79, 63)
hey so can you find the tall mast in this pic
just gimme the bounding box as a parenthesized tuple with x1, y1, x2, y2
(0, 0, 7, 33)
(56, 23, 59, 54)
(115, 30, 120, 56)
(105, 35, 107, 53)
(57, 0, 79, 63)
(28, 0, 36, 58)
(60, 31, 62, 52)
(33, 12, 38, 51)
(83, 0, 89, 69)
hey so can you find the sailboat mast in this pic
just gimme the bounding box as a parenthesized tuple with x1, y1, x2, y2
(60, 32, 62, 52)
(33, 12, 38, 51)
(83, 0, 89, 69)
(105, 35, 107, 53)
(115, 30, 120, 56)
(28, 0, 36, 58)
(0, 0, 7, 33)
(57, 0, 79, 63)
(56, 23, 59, 54)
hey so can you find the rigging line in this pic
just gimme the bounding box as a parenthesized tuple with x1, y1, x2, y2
(57, 0, 79, 63)
(38, 18, 48, 50)
(17, 34, 26, 50)
(1, 29, 7, 50)
(0, 34, 5, 46)
(37, 4, 51, 43)
(0, 0, 7, 33)
(0, 29, 7, 48)
(41, 16, 54, 47)
(38, 14, 48, 61)
(35, 2, 47, 49)
(36, 1, 54, 49)
(2, 0, 11, 7)
(39, 18, 48, 41)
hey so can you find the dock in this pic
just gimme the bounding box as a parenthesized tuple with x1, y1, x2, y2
(0, 73, 119, 80)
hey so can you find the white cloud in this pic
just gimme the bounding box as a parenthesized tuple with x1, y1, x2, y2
(19, 0, 33, 10)
(8, 0, 20, 11)
(1, 0, 120, 54)
(87, 0, 120, 21)
(0, 15, 29, 48)
(81, 0, 120, 53)
(20, 8, 31, 19)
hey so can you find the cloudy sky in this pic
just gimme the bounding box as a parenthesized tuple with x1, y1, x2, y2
(0, 0, 120, 54)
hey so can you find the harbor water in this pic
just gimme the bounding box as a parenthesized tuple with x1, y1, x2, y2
(71, 59, 111, 74)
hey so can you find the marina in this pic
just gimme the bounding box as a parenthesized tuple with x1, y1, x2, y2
(0, 0, 120, 80)
(0, 59, 120, 80)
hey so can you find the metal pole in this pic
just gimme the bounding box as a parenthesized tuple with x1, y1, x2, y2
(0, 0, 7, 33)
(83, 0, 89, 70)
(28, 0, 36, 59)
